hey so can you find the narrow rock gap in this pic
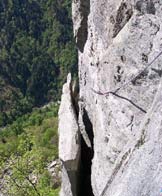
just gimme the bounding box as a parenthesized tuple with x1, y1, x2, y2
(71, 79, 79, 118)
(75, 0, 90, 52)
(78, 108, 94, 196)
(113, 2, 133, 38)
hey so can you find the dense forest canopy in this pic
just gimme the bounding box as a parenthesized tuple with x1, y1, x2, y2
(0, 0, 76, 195)
(0, 103, 60, 196)
(0, 0, 77, 126)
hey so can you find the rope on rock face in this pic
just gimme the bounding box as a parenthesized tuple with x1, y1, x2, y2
(92, 51, 162, 113)
(91, 51, 162, 195)
(91, 88, 146, 113)
(115, 50, 162, 93)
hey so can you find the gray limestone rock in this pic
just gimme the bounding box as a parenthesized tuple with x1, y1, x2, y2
(59, 0, 162, 196)
(72, 0, 90, 52)
(58, 74, 80, 196)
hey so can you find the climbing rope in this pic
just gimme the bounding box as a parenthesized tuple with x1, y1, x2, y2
(95, 50, 162, 95)
(91, 50, 162, 195)
(114, 50, 162, 93)
(92, 51, 162, 113)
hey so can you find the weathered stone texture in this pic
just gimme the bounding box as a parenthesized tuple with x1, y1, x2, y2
(59, 1, 162, 196)
(58, 74, 80, 196)
(76, 0, 162, 195)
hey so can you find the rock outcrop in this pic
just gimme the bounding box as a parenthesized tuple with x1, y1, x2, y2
(59, 1, 162, 196)
(58, 74, 80, 196)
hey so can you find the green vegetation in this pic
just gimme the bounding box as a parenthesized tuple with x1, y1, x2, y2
(0, 0, 77, 194)
(0, 0, 77, 126)
(0, 103, 60, 196)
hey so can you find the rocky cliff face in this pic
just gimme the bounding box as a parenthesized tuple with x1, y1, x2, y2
(59, 1, 162, 196)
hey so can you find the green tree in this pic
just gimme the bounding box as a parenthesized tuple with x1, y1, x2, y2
(0, 0, 77, 125)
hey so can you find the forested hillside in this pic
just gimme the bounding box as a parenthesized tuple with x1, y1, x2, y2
(0, 0, 77, 126)
(0, 103, 60, 195)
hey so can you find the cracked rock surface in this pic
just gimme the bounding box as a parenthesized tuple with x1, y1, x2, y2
(58, 74, 80, 196)
(59, 0, 162, 196)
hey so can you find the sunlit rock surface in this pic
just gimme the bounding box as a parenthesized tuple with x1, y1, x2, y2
(58, 74, 80, 196)
(59, 1, 162, 196)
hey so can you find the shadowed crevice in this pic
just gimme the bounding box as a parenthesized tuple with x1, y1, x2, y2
(78, 108, 94, 196)
(75, 0, 90, 53)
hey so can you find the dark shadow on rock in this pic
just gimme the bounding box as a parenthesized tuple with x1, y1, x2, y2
(76, 0, 90, 53)
(78, 108, 94, 196)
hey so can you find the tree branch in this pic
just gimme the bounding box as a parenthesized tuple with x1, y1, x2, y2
(9, 159, 41, 196)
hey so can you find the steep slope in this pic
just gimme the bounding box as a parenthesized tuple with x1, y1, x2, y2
(0, 103, 60, 195)
(59, 0, 162, 196)
(0, 0, 77, 126)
